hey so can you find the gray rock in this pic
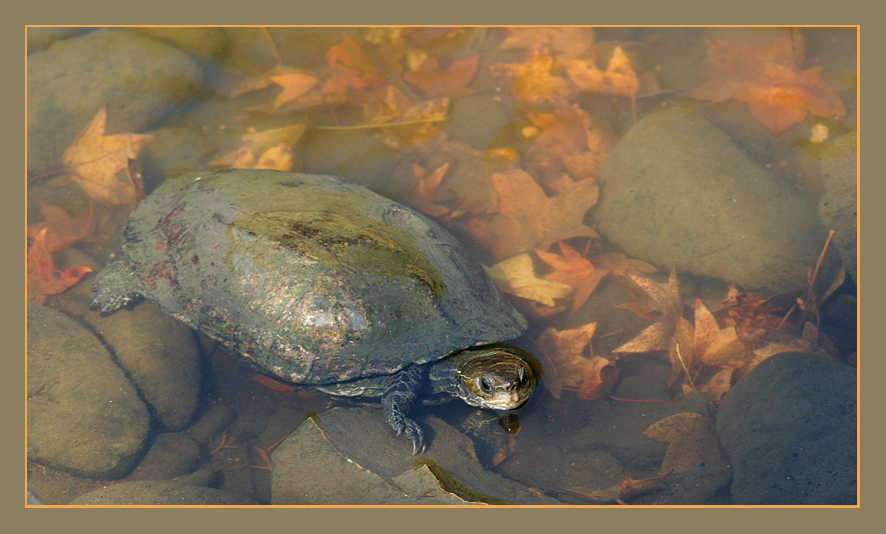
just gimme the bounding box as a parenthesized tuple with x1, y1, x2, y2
(716, 352, 857, 505)
(27, 305, 150, 479)
(271, 407, 564, 505)
(85, 301, 202, 431)
(27, 28, 201, 176)
(124, 433, 202, 481)
(819, 132, 857, 284)
(55, 295, 202, 432)
(595, 108, 831, 294)
(69, 480, 258, 505)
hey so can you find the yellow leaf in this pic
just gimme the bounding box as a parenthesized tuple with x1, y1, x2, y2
(61, 106, 153, 206)
(484, 253, 572, 307)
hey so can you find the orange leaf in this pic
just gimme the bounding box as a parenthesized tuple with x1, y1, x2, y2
(492, 44, 578, 106)
(27, 229, 92, 304)
(270, 72, 319, 109)
(26, 203, 95, 253)
(688, 31, 846, 135)
(537, 323, 618, 400)
(499, 27, 596, 59)
(535, 242, 609, 313)
(693, 299, 753, 369)
(404, 53, 479, 98)
(409, 162, 452, 217)
(466, 168, 598, 260)
(61, 106, 154, 206)
(563, 46, 640, 98)
(326, 34, 383, 90)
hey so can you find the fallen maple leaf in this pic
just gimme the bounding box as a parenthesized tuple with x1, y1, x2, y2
(693, 299, 753, 369)
(613, 270, 695, 386)
(27, 229, 92, 304)
(491, 44, 578, 106)
(499, 27, 596, 59)
(26, 203, 95, 253)
(210, 124, 305, 171)
(466, 167, 598, 260)
(642, 413, 726, 475)
(409, 162, 452, 217)
(270, 72, 319, 109)
(613, 271, 684, 354)
(523, 106, 614, 186)
(535, 242, 609, 313)
(404, 52, 479, 98)
(562, 46, 640, 99)
(362, 86, 449, 149)
(62, 106, 154, 206)
(484, 253, 572, 308)
(326, 33, 383, 91)
(537, 322, 618, 400)
(688, 30, 846, 134)
(230, 64, 319, 109)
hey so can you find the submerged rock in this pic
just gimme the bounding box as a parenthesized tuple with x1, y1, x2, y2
(595, 108, 831, 294)
(27, 28, 201, 176)
(27, 305, 150, 479)
(716, 351, 857, 505)
(818, 131, 858, 284)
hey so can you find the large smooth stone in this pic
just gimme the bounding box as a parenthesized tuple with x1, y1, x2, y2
(819, 131, 857, 284)
(716, 352, 857, 505)
(27, 28, 201, 176)
(595, 108, 830, 294)
(27, 306, 150, 479)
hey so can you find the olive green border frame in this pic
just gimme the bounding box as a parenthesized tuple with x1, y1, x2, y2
(10, 0, 873, 531)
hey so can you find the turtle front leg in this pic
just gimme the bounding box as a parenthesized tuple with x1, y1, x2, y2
(381, 365, 425, 455)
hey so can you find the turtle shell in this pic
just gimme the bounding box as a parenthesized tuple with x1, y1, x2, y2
(118, 169, 527, 385)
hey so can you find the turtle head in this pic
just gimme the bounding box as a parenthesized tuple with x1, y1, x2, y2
(455, 345, 542, 413)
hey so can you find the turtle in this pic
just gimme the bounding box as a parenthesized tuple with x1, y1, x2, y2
(91, 169, 541, 454)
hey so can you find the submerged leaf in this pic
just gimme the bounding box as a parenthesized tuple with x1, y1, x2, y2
(61, 106, 153, 206)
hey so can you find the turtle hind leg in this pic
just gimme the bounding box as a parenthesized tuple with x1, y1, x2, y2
(381, 365, 425, 455)
(90, 258, 144, 315)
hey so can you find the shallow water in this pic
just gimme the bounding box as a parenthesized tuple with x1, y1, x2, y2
(26, 26, 858, 505)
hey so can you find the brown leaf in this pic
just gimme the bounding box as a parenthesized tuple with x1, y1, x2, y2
(688, 31, 846, 134)
(643, 413, 726, 475)
(466, 168, 598, 260)
(563, 46, 640, 98)
(537, 323, 619, 400)
(210, 125, 305, 171)
(409, 162, 452, 217)
(27, 203, 95, 253)
(491, 44, 578, 106)
(524, 106, 614, 186)
(484, 253, 572, 308)
(613, 270, 695, 386)
(27, 229, 92, 304)
(404, 53, 479, 98)
(326, 33, 383, 90)
(362, 86, 449, 149)
(270, 72, 319, 109)
(694, 299, 754, 369)
(499, 27, 596, 59)
(613, 270, 683, 354)
(62, 107, 154, 206)
(535, 242, 609, 313)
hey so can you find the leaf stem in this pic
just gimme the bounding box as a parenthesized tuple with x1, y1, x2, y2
(312, 116, 447, 131)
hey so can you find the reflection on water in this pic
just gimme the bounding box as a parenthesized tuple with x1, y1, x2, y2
(27, 26, 858, 506)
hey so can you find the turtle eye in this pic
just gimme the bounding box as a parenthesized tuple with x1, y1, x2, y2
(479, 378, 493, 392)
